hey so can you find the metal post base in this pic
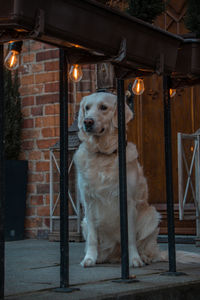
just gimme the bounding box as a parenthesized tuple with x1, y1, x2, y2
(161, 271, 187, 276)
(54, 287, 80, 293)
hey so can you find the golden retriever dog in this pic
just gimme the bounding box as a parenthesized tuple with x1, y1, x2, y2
(74, 92, 200, 268)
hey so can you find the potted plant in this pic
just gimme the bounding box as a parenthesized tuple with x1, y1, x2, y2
(4, 69, 28, 241)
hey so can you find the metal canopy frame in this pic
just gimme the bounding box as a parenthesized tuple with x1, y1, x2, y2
(0, 0, 200, 297)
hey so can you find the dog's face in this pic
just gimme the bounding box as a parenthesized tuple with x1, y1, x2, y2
(78, 92, 133, 136)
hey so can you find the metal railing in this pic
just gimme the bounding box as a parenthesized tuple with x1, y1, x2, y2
(49, 147, 81, 235)
(177, 131, 200, 241)
(0, 48, 180, 298)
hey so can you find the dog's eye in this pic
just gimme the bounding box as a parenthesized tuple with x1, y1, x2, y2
(100, 104, 107, 111)
(85, 105, 90, 111)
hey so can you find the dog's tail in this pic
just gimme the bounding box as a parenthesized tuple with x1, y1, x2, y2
(156, 250, 200, 264)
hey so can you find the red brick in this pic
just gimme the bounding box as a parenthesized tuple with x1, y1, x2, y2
(22, 96, 34, 107)
(45, 82, 59, 93)
(20, 84, 44, 96)
(45, 194, 50, 205)
(23, 119, 34, 129)
(30, 195, 44, 206)
(21, 74, 34, 85)
(45, 61, 59, 71)
(31, 41, 43, 51)
(29, 173, 45, 183)
(37, 206, 50, 216)
(37, 184, 49, 194)
(46, 173, 50, 183)
(43, 151, 50, 160)
(23, 53, 35, 64)
(19, 152, 27, 160)
(45, 104, 60, 115)
(27, 183, 36, 194)
(26, 207, 36, 216)
(42, 127, 59, 138)
(37, 138, 58, 149)
(35, 72, 59, 84)
(22, 107, 31, 118)
(19, 65, 29, 75)
(35, 117, 43, 128)
(43, 43, 57, 50)
(32, 63, 44, 73)
(22, 129, 39, 140)
(36, 93, 59, 105)
(29, 151, 42, 160)
(76, 92, 90, 102)
(22, 140, 34, 150)
(44, 218, 50, 228)
(43, 116, 60, 127)
(25, 217, 43, 228)
(35, 116, 60, 128)
(77, 81, 94, 92)
(36, 161, 49, 172)
(31, 106, 43, 116)
(36, 49, 59, 62)
(28, 161, 35, 171)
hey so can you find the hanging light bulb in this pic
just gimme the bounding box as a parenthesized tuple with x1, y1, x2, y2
(132, 78, 145, 96)
(69, 64, 83, 82)
(169, 88, 176, 98)
(4, 41, 23, 70)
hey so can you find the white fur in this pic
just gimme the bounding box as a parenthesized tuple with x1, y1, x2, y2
(74, 92, 200, 268)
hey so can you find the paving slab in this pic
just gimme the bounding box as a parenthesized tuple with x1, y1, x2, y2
(4, 239, 200, 299)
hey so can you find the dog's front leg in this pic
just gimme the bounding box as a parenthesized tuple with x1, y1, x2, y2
(81, 210, 98, 267)
(128, 205, 144, 267)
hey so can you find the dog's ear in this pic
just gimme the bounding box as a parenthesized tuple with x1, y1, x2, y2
(78, 98, 85, 130)
(112, 102, 133, 128)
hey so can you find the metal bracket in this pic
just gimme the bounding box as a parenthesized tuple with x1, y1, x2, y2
(126, 83, 135, 119)
(30, 9, 45, 38)
(110, 38, 127, 63)
(0, 9, 45, 43)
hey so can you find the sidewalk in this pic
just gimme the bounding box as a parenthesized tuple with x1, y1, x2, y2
(5, 239, 200, 299)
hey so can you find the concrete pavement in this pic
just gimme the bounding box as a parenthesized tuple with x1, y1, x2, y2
(4, 239, 200, 299)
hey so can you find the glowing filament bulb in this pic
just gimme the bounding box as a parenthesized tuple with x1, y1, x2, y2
(69, 64, 83, 82)
(132, 78, 145, 96)
(4, 41, 22, 71)
(169, 89, 176, 98)
(4, 50, 19, 70)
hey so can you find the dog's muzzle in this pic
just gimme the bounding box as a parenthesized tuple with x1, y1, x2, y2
(84, 118, 94, 132)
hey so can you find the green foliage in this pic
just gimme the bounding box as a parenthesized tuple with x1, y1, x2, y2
(185, 0, 200, 37)
(127, 0, 165, 23)
(4, 69, 23, 160)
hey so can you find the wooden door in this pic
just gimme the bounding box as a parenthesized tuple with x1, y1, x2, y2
(126, 76, 200, 235)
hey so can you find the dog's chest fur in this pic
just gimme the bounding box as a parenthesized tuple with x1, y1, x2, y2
(74, 143, 119, 201)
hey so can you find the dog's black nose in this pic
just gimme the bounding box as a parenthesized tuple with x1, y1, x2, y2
(84, 118, 94, 129)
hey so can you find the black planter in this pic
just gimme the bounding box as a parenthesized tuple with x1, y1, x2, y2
(5, 160, 28, 241)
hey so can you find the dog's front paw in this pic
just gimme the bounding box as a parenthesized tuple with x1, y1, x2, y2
(81, 257, 96, 268)
(130, 255, 144, 268)
(140, 253, 153, 265)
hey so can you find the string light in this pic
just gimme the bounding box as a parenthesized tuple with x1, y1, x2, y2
(169, 88, 176, 98)
(132, 78, 145, 95)
(4, 41, 23, 70)
(69, 64, 83, 82)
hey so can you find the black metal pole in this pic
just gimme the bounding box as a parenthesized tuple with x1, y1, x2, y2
(163, 75, 176, 273)
(59, 48, 69, 289)
(0, 44, 5, 299)
(117, 79, 129, 280)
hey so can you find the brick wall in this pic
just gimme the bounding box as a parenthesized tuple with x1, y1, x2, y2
(18, 40, 96, 238)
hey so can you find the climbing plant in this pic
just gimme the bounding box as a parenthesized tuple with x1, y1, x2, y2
(4, 69, 23, 160)
(185, 0, 200, 37)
